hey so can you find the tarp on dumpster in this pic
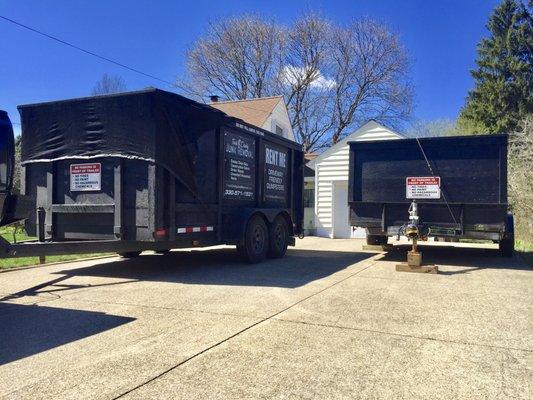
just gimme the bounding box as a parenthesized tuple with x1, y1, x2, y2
(18, 88, 227, 196)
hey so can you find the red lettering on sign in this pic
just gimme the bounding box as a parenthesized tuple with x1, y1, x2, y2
(70, 163, 101, 174)
(406, 177, 440, 186)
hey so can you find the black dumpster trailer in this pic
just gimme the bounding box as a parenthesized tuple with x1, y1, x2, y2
(348, 134, 514, 256)
(0, 89, 304, 263)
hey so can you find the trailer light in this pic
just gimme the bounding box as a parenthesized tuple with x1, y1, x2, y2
(154, 228, 168, 238)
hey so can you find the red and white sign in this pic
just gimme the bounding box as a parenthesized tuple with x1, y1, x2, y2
(406, 176, 440, 199)
(70, 163, 101, 191)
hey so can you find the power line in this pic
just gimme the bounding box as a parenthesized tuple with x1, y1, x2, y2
(415, 137, 458, 226)
(0, 14, 179, 88)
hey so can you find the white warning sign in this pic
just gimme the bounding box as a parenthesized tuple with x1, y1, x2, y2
(406, 176, 440, 199)
(70, 163, 101, 191)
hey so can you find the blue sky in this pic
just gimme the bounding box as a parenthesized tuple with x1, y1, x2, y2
(1, 0, 499, 136)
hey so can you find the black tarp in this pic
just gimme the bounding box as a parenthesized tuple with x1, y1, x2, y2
(18, 88, 227, 196)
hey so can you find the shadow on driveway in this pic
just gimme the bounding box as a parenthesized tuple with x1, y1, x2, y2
(1, 247, 379, 303)
(0, 247, 375, 365)
(382, 244, 531, 272)
(54, 247, 378, 289)
(0, 302, 134, 365)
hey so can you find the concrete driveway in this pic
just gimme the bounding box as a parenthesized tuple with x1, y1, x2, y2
(0, 237, 531, 399)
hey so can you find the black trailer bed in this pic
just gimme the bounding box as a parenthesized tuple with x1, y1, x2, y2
(348, 134, 509, 241)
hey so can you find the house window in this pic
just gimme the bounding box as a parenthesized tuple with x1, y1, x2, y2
(275, 125, 284, 135)
(303, 188, 315, 208)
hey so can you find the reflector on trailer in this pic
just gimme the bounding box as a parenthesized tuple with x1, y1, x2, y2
(177, 226, 214, 234)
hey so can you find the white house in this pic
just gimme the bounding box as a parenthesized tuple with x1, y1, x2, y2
(209, 96, 295, 141)
(306, 121, 402, 238)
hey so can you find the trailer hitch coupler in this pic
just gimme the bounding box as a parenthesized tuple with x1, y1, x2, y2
(405, 224, 419, 238)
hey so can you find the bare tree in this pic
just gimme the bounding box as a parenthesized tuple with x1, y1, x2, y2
(92, 73, 127, 95)
(13, 135, 21, 194)
(278, 13, 336, 151)
(186, 15, 283, 100)
(184, 14, 412, 152)
(329, 19, 412, 143)
(508, 115, 533, 242)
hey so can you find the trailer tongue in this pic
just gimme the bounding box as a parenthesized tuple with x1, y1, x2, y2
(0, 89, 304, 263)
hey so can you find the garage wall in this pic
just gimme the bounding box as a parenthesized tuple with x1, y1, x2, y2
(312, 121, 401, 238)
(315, 149, 349, 237)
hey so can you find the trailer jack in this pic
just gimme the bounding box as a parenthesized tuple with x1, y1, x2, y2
(396, 201, 438, 274)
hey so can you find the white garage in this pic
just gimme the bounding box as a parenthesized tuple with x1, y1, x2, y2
(306, 121, 402, 238)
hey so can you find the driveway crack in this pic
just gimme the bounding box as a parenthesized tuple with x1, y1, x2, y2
(112, 257, 381, 399)
(272, 318, 532, 353)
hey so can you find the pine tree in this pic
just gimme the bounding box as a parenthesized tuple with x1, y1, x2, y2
(458, 0, 532, 134)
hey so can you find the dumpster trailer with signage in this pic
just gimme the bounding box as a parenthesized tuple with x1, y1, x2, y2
(0, 89, 304, 263)
(347, 135, 514, 256)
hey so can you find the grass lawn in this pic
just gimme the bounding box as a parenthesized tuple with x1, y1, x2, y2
(516, 240, 533, 267)
(0, 226, 111, 270)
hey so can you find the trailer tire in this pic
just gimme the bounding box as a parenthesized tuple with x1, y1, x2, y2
(267, 216, 289, 259)
(118, 251, 141, 258)
(366, 235, 388, 246)
(499, 238, 514, 257)
(499, 213, 514, 257)
(241, 215, 269, 263)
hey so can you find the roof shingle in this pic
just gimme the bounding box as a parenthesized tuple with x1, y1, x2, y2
(209, 96, 283, 128)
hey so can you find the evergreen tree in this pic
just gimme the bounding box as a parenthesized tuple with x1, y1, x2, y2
(458, 0, 532, 133)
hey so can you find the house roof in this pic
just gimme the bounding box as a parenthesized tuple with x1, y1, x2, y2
(209, 96, 283, 129)
(307, 120, 403, 169)
(304, 152, 318, 162)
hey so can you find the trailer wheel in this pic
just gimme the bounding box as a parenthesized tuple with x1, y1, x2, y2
(267, 216, 289, 259)
(241, 215, 269, 263)
(499, 238, 514, 257)
(499, 213, 515, 257)
(366, 235, 388, 246)
(118, 251, 141, 258)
